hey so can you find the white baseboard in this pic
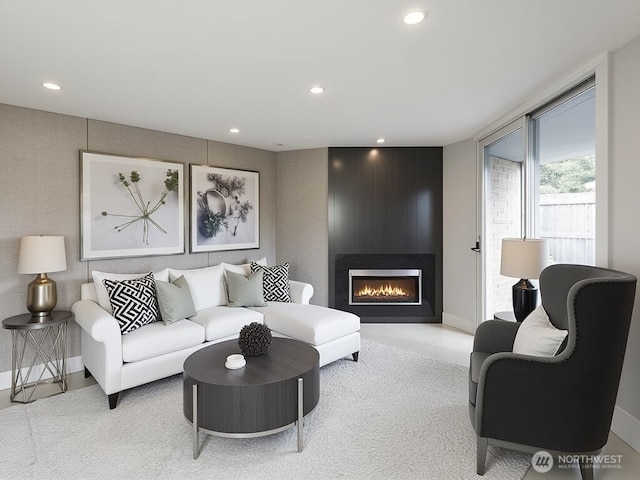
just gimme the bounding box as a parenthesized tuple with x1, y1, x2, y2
(443, 312, 475, 334)
(0, 355, 84, 391)
(611, 404, 640, 454)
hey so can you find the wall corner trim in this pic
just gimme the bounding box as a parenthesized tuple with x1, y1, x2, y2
(612, 404, 640, 454)
(442, 312, 475, 334)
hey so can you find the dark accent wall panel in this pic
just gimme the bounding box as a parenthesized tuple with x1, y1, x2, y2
(328, 147, 443, 322)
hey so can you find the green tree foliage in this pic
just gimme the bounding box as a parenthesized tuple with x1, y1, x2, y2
(539, 156, 595, 194)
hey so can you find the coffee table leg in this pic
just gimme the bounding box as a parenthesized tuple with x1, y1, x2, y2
(193, 383, 200, 459)
(297, 377, 303, 452)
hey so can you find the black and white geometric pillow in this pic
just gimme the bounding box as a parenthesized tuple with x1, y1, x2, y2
(103, 273, 160, 335)
(250, 262, 291, 302)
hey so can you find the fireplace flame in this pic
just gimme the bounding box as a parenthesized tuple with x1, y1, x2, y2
(355, 283, 408, 298)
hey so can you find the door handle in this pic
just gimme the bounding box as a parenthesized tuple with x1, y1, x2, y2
(470, 240, 480, 253)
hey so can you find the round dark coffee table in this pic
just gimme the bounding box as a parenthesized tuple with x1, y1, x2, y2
(183, 337, 320, 459)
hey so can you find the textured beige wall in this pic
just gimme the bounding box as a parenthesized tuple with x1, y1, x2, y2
(0, 105, 88, 372)
(0, 105, 276, 375)
(275, 149, 329, 305)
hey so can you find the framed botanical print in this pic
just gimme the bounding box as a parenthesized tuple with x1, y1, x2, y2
(80, 151, 185, 260)
(190, 165, 260, 252)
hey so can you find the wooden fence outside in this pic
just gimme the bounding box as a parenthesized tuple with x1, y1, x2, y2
(539, 192, 595, 265)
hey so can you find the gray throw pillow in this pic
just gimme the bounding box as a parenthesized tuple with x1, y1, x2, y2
(225, 270, 267, 307)
(155, 275, 197, 325)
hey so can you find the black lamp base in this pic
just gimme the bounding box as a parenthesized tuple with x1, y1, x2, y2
(512, 279, 537, 322)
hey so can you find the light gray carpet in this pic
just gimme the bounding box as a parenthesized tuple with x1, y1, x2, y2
(0, 340, 530, 480)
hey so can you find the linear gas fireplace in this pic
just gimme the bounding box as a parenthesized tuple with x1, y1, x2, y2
(334, 254, 437, 323)
(349, 269, 421, 305)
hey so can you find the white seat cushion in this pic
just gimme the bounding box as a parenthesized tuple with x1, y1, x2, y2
(189, 306, 264, 342)
(122, 320, 205, 363)
(250, 302, 360, 346)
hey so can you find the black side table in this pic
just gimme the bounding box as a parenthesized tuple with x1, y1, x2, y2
(2, 311, 71, 403)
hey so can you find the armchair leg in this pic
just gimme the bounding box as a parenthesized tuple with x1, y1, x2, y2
(352, 351, 359, 362)
(579, 455, 594, 480)
(477, 436, 488, 475)
(84, 367, 92, 379)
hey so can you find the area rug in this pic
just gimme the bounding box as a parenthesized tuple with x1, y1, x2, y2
(0, 340, 530, 479)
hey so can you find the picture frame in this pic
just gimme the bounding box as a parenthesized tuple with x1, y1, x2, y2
(80, 151, 185, 260)
(190, 165, 260, 252)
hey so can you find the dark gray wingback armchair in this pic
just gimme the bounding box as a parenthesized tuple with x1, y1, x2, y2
(469, 264, 636, 479)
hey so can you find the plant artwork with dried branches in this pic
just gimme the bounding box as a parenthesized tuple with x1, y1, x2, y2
(189, 165, 259, 253)
(198, 173, 254, 239)
(101, 169, 179, 245)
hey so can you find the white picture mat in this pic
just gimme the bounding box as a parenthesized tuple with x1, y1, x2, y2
(81, 151, 184, 260)
(190, 165, 259, 252)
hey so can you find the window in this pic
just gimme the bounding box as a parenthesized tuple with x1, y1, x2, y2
(481, 78, 595, 319)
(531, 82, 595, 265)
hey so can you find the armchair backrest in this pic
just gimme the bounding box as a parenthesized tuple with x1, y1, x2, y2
(540, 264, 636, 332)
(538, 264, 636, 446)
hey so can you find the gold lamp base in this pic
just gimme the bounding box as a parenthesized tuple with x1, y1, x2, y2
(26, 273, 57, 317)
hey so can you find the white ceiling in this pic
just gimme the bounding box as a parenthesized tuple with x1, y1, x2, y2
(1, 1, 640, 152)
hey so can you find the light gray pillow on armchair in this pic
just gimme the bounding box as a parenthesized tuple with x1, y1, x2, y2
(225, 270, 267, 307)
(155, 275, 197, 324)
(512, 305, 568, 357)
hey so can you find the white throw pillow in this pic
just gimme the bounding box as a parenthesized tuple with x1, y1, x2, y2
(222, 257, 267, 276)
(92, 269, 169, 315)
(513, 305, 568, 357)
(168, 264, 226, 310)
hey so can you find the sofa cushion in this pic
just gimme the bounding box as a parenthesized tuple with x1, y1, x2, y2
(250, 302, 360, 346)
(92, 268, 169, 314)
(155, 275, 197, 325)
(121, 319, 205, 363)
(103, 273, 161, 335)
(168, 264, 227, 310)
(225, 270, 267, 307)
(250, 262, 291, 302)
(222, 257, 267, 276)
(189, 306, 264, 342)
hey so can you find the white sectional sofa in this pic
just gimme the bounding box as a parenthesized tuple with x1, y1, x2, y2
(71, 261, 360, 409)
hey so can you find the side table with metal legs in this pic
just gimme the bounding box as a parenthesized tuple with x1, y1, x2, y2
(2, 311, 71, 403)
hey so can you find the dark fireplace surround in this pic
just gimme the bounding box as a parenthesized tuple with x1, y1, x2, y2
(335, 254, 436, 323)
(328, 147, 443, 323)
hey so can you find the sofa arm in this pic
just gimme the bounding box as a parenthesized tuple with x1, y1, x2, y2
(289, 280, 314, 304)
(72, 299, 121, 344)
(71, 299, 124, 395)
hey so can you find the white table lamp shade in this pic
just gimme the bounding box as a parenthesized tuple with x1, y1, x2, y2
(18, 236, 67, 274)
(500, 238, 548, 280)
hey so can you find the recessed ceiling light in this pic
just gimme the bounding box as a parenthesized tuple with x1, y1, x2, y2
(42, 82, 62, 90)
(376, 138, 386, 144)
(310, 86, 324, 94)
(403, 11, 426, 25)
(230, 128, 240, 133)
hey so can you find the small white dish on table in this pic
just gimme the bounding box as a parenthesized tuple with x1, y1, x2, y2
(225, 354, 246, 369)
